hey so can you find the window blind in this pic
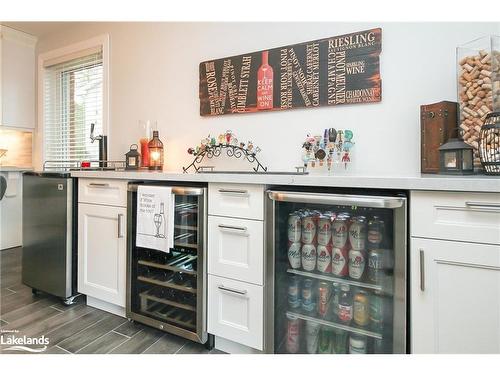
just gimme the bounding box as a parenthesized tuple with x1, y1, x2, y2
(43, 49, 103, 163)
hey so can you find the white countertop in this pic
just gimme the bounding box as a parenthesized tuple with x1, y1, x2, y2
(69, 170, 500, 193)
(0, 166, 33, 172)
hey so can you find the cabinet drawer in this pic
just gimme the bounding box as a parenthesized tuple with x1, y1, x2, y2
(208, 275, 263, 350)
(411, 191, 500, 245)
(78, 178, 128, 207)
(208, 216, 264, 285)
(208, 183, 264, 220)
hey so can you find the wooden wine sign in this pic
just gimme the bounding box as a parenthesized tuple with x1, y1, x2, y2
(199, 28, 382, 116)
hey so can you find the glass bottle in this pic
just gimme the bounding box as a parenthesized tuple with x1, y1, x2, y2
(148, 130, 164, 170)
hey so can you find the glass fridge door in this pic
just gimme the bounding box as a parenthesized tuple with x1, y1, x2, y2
(268, 191, 406, 354)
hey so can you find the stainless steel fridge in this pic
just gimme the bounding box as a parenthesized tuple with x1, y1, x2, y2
(265, 188, 407, 354)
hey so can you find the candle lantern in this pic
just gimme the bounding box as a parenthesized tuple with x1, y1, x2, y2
(438, 134, 474, 175)
(148, 130, 164, 170)
(125, 144, 140, 170)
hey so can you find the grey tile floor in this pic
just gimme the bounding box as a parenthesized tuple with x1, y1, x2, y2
(0, 247, 221, 354)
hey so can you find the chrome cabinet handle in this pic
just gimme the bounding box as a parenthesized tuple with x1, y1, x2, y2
(218, 285, 247, 295)
(89, 182, 110, 188)
(465, 201, 500, 210)
(419, 249, 425, 291)
(118, 214, 124, 238)
(218, 224, 247, 232)
(218, 188, 249, 195)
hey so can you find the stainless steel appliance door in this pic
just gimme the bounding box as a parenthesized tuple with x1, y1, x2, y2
(265, 190, 407, 354)
(22, 174, 73, 298)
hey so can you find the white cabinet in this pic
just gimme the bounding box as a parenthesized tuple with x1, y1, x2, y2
(0, 26, 36, 129)
(411, 238, 500, 354)
(78, 203, 126, 308)
(208, 183, 264, 220)
(208, 275, 264, 350)
(0, 171, 22, 249)
(78, 178, 128, 207)
(208, 216, 264, 285)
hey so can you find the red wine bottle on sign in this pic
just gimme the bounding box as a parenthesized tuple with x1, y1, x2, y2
(257, 50, 274, 110)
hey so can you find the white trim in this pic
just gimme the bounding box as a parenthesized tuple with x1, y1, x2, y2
(38, 34, 110, 165)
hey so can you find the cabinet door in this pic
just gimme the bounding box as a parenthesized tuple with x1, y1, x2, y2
(208, 275, 264, 350)
(411, 237, 500, 353)
(78, 203, 127, 307)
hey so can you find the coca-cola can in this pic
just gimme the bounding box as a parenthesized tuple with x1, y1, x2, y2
(332, 213, 350, 248)
(317, 215, 332, 245)
(287, 213, 302, 243)
(301, 214, 316, 244)
(331, 246, 349, 277)
(286, 315, 300, 353)
(349, 216, 367, 251)
(316, 244, 332, 273)
(288, 241, 301, 269)
(301, 244, 317, 271)
(318, 282, 331, 318)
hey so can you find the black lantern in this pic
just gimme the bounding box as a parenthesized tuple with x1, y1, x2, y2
(438, 136, 474, 175)
(125, 144, 140, 170)
(148, 130, 164, 171)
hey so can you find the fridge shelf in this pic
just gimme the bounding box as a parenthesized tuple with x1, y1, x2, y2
(286, 268, 383, 292)
(174, 242, 198, 250)
(142, 302, 196, 330)
(286, 311, 382, 339)
(137, 275, 197, 294)
(138, 256, 197, 275)
(174, 225, 198, 231)
(139, 291, 196, 312)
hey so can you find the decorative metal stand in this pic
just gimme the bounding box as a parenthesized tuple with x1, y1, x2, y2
(183, 144, 268, 173)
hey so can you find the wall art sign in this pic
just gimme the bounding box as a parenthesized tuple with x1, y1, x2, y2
(199, 28, 382, 116)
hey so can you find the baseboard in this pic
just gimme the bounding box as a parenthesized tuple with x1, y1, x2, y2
(86, 296, 126, 318)
(214, 336, 264, 354)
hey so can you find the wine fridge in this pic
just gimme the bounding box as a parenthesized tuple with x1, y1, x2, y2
(265, 188, 407, 354)
(127, 182, 209, 344)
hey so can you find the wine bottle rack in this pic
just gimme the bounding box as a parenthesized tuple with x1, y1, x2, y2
(137, 275, 197, 294)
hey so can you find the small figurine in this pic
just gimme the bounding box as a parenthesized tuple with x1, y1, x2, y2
(231, 137, 238, 146)
(187, 147, 195, 155)
(218, 134, 225, 145)
(255, 146, 261, 153)
(247, 141, 254, 152)
(239, 142, 246, 148)
(225, 130, 233, 144)
(342, 151, 351, 164)
(211, 137, 216, 146)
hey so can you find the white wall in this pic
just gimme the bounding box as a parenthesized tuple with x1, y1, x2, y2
(35, 22, 500, 176)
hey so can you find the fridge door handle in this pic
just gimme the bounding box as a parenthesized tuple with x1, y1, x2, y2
(218, 285, 247, 295)
(465, 201, 500, 210)
(88, 182, 110, 188)
(419, 249, 425, 291)
(218, 188, 249, 196)
(266, 191, 405, 209)
(118, 214, 124, 238)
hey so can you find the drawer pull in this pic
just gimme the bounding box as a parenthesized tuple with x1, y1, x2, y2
(218, 285, 247, 295)
(88, 182, 110, 188)
(465, 201, 500, 210)
(419, 249, 425, 292)
(218, 224, 248, 232)
(218, 188, 249, 196)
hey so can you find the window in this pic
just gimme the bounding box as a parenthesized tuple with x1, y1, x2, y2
(42, 40, 107, 164)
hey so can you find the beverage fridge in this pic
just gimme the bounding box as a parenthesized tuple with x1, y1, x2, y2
(127, 182, 209, 345)
(265, 188, 407, 354)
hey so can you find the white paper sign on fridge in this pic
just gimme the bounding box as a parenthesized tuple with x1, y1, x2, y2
(136, 185, 174, 252)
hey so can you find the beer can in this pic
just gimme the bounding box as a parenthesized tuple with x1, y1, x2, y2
(301, 243, 317, 271)
(367, 248, 385, 284)
(318, 282, 331, 318)
(348, 248, 367, 280)
(318, 327, 332, 354)
(367, 216, 384, 249)
(331, 282, 341, 317)
(332, 328, 348, 354)
(316, 244, 332, 273)
(301, 279, 315, 313)
(353, 290, 369, 326)
(288, 276, 301, 309)
(332, 213, 350, 248)
(349, 216, 367, 251)
(349, 334, 367, 354)
(317, 215, 332, 245)
(287, 212, 302, 243)
(369, 290, 384, 332)
(286, 315, 300, 353)
(331, 246, 348, 277)
(305, 321, 321, 354)
(287, 241, 302, 269)
(301, 214, 316, 244)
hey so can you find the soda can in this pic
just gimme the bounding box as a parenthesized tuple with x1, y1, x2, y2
(353, 290, 369, 327)
(349, 334, 367, 354)
(332, 213, 350, 248)
(369, 290, 384, 332)
(331, 282, 341, 317)
(301, 214, 316, 244)
(316, 244, 332, 273)
(286, 315, 300, 353)
(301, 243, 317, 271)
(301, 278, 315, 313)
(305, 321, 321, 354)
(318, 327, 332, 354)
(318, 282, 331, 318)
(332, 328, 348, 354)
(287, 212, 302, 243)
(331, 246, 348, 277)
(288, 241, 302, 269)
(288, 276, 301, 309)
(317, 215, 332, 245)
(348, 248, 367, 280)
(349, 216, 367, 251)
(367, 248, 385, 284)
(367, 216, 384, 249)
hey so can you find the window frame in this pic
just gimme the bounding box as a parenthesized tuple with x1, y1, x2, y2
(38, 34, 110, 166)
